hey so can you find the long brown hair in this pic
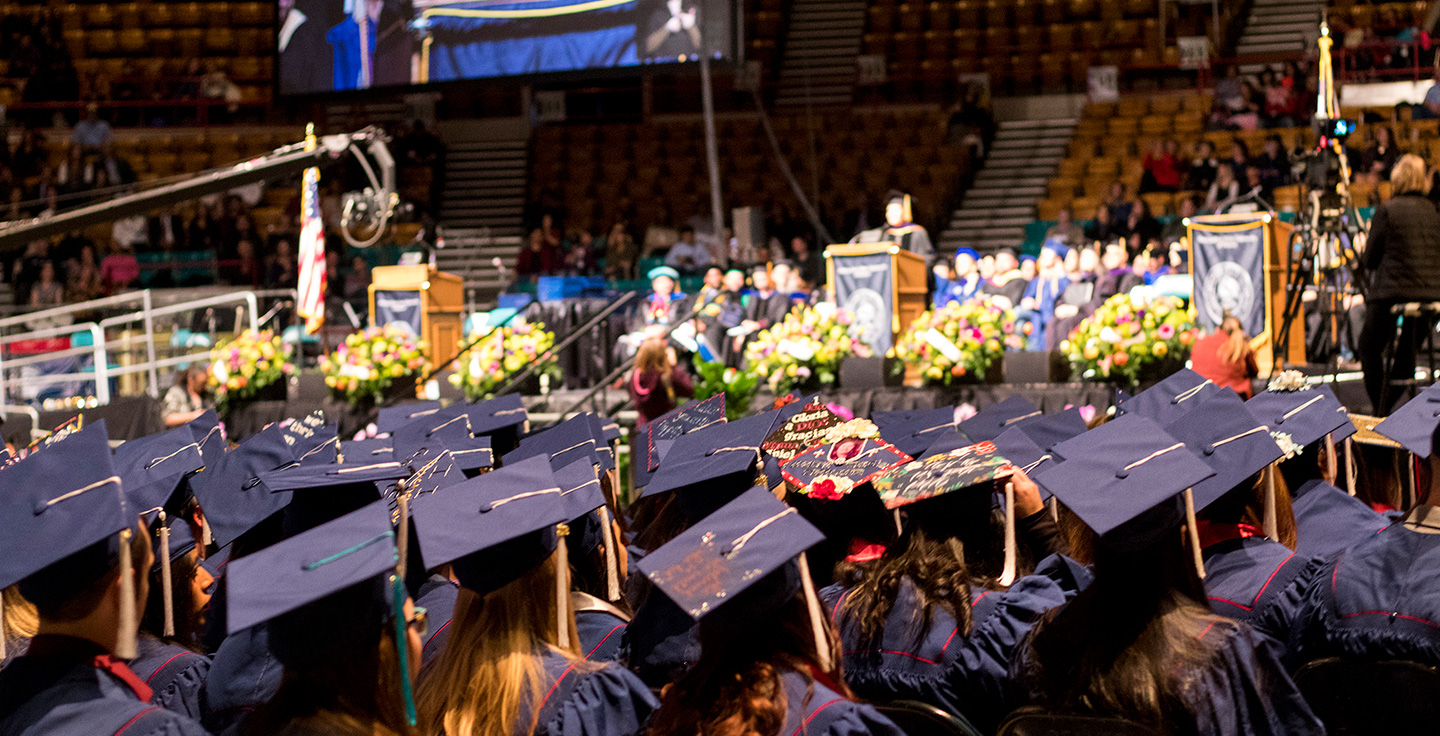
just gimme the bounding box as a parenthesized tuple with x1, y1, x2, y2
(1219, 314, 1252, 366)
(832, 527, 976, 656)
(1022, 529, 1225, 736)
(635, 337, 671, 377)
(1198, 467, 1298, 551)
(648, 590, 848, 736)
(415, 552, 586, 736)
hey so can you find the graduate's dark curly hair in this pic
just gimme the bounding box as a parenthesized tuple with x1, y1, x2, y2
(647, 592, 848, 736)
(832, 526, 977, 656)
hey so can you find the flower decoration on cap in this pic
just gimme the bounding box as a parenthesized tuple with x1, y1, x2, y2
(1267, 370, 1310, 393)
(818, 418, 880, 446)
(1272, 431, 1303, 460)
(808, 475, 855, 501)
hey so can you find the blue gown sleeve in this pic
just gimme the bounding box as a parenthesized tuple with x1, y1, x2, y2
(804, 699, 908, 736)
(843, 554, 1088, 733)
(1183, 624, 1324, 736)
(539, 663, 660, 736)
(150, 654, 212, 723)
(131, 708, 214, 736)
(1246, 555, 1329, 668)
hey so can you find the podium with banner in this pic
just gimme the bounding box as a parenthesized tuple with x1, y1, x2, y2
(1186, 213, 1299, 374)
(825, 243, 928, 355)
(369, 265, 465, 367)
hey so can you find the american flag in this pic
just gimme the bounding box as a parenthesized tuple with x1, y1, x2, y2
(296, 164, 326, 334)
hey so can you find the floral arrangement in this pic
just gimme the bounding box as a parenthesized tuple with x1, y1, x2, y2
(449, 320, 559, 401)
(744, 303, 871, 395)
(1267, 370, 1309, 393)
(321, 325, 429, 408)
(1059, 294, 1200, 384)
(891, 298, 1023, 386)
(693, 357, 761, 421)
(209, 329, 293, 413)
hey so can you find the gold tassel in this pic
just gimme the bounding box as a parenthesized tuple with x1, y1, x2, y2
(1345, 436, 1357, 497)
(892, 508, 903, 537)
(1264, 467, 1279, 542)
(395, 481, 410, 580)
(1048, 496, 1058, 524)
(200, 515, 212, 549)
(598, 506, 621, 602)
(159, 512, 174, 638)
(1184, 488, 1205, 580)
(555, 523, 571, 651)
(999, 482, 1017, 587)
(1, 598, 7, 661)
(116, 528, 137, 659)
(797, 552, 832, 673)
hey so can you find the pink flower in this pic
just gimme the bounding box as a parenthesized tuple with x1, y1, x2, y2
(810, 479, 843, 501)
(1157, 323, 1175, 339)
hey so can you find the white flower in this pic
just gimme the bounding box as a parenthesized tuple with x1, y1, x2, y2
(1267, 370, 1310, 393)
(813, 301, 838, 319)
(1099, 326, 1121, 343)
(781, 339, 815, 361)
(212, 361, 229, 384)
(1272, 431, 1303, 460)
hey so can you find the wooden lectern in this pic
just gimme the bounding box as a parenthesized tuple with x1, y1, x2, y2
(368, 265, 464, 367)
(824, 243, 928, 355)
(1186, 214, 1299, 375)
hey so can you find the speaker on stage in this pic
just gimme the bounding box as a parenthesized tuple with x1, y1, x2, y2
(1002, 351, 1070, 384)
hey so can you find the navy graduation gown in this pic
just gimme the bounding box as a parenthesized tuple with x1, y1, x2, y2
(622, 586, 700, 687)
(415, 575, 459, 667)
(776, 669, 906, 736)
(130, 635, 210, 722)
(827, 554, 1091, 733)
(1296, 510, 1440, 666)
(1291, 479, 1393, 559)
(0, 635, 211, 736)
(525, 650, 658, 736)
(1199, 525, 1323, 651)
(572, 592, 629, 663)
(200, 625, 280, 734)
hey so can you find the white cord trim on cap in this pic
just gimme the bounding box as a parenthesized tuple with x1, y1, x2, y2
(493, 408, 526, 416)
(299, 436, 339, 462)
(553, 440, 597, 456)
(1124, 443, 1185, 471)
(407, 407, 441, 419)
(43, 475, 121, 508)
(1210, 425, 1272, 449)
(1281, 394, 1325, 420)
(428, 415, 469, 434)
(1174, 379, 1214, 403)
(560, 478, 601, 496)
(724, 507, 797, 558)
(196, 424, 224, 449)
(1001, 410, 1043, 427)
(146, 443, 199, 469)
(335, 461, 403, 473)
(487, 487, 561, 509)
(1021, 455, 1052, 473)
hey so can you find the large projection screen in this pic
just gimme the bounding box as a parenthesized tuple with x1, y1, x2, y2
(276, 0, 735, 96)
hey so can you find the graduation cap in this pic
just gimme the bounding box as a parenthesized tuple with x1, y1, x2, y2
(0, 421, 142, 659)
(876, 408, 959, 458)
(224, 499, 419, 725)
(582, 412, 618, 470)
(1162, 391, 1286, 538)
(644, 394, 727, 471)
(391, 405, 471, 460)
(1373, 383, 1440, 458)
(462, 394, 529, 439)
(1116, 368, 1223, 426)
(961, 395, 1041, 443)
(917, 425, 969, 460)
(1247, 384, 1356, 449)
(638, 487, 833, 668)
(435, 436, 494, 477)
(114, 425, 207, 525)
(503, 415, 606, 473)
(1014, 408, 1089, 453)
(340, 437, 394, 463)
(781, 426, 911, 501)
(644, 413, 772, 519)
(188, 409, 226, 467)
(259, 457, 418, 538)
(1034, 414, 1215, 571)
(377, 401, 443, 434)
(872, 406, 955, 431)
(872, 442, 1012, 511)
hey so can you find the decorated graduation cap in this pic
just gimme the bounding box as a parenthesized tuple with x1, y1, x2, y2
(961, 395, 1041, 443)
(762, 402, 845, 464)
(225, 499, 419, 725)
(1162, 391, 1286, 540)
(644, 412, 771, 519)
(377, 401, 443, 434)
(1247, 382, 1355, 449)
(1373, 382, 1440, 458)
(1035, 414, 1215, 570)
(782, 419, 912, 501)
(391, 404, 471, 460)
(643, 394, 727, 471)
(0, 421, 142, 659)
(1014, 408, 1088, 453)
(638, 487, 833, 668)
(1116, 368, 1223, 426)
(876, 407, 958, 458)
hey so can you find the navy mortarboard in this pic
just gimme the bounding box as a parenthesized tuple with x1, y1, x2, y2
(341, 437, 394, 463)
(377, 401, 443, 434)
(872, 406, 955, 431)
(645, 412, 772, 519)
(876, 408, 959, 458)
(114, 424, 206, 524)
(188, 409, 227, 467)
(461, 394, 529, 453)
(504, 414, 606, 472)
(961, 395, 1040, 443)
(1162, 391, 1286, 537)
(1116, 368, 1224, 426)
(643, 394, 727, 470)
(1014, 408, 1089, 453)
(1373, 382, 1440, 457)
(1247, 380, 1356, 449)
(391, 404, 471, 460)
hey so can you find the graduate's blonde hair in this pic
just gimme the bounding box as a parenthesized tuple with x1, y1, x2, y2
(415, 551, 586, 736)
(3, 586, 38, 648)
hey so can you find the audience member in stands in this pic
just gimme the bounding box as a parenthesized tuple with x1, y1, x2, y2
(162, 366, 212, 427)
(222, 239, 263, 288)
(1254, 135, 1291, 192)
(1191, 314, 1258, 398)
(977, 254, 996, 282)
(199, 63, 242, 122)
(629, 337, 693, 426)
(11, 239, 51, 305)
(1242, 164, 1272, 207)
(66, 243, 103, 303)
(1227, 140, 1251, 176)
(100, 240, 139, 294)
(1084, 205, 1115, 243)
(1206, 162, 1242, 211)
(1360, 126, 1400, 185)
(1263, 69, 1300, 127)
(1043, 208, 1085, 246)
(516, 228, 563, 280)
(982, 248, 1027, 310)
(937, 248, 982, 307)
(738, 264, 791, 354)
(1185, 140, 1219, 192)
(1117, 201, 1161, 256)
(1162, 196, 1200, 245)
(265, 238, 298, 290)
(1019, 255, 1037, 283)
(29, 261, 63, 310)
(1140, 139, 1183, 193)
(665, 226, 712, 273)
(344, 256, 372, 317)
(564, 231, 597, 273)
(601, 222, 639, 280)
(1048, 245, 1102, 349)
(1105, 181, 1135, 224)
(789, 235, 824, 288)
(70, 103, 112, 152)
(1018, 243, 1070, 350)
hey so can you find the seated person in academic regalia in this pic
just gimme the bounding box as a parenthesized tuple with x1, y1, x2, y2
(981, 248, 1028, 310)
(824, 444, 1087, 734)
(0, 423, 210, 736)
(225, 501, 424, 736)
(734, 264, 793, 357)
(132, 518, 214, 722)
(1016, 243, 1070, 350)
(1248, 380, 1395, 560)
(1291, 387, 1440, 668)
(643, 488, 907, 736)
(851, 190, 933, 257)
(936, 248, 983, 308)
(624, 266, 688, 341)
(413, 456, 659, 736)
(1014, 415, 1324, 735)
(552, 459, 631, 663)
(1049, 243, 1141, 347)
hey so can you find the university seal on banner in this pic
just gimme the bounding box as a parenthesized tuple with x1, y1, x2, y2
(1200, 261, 1255, 326)
(844, 288, 887, 344)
